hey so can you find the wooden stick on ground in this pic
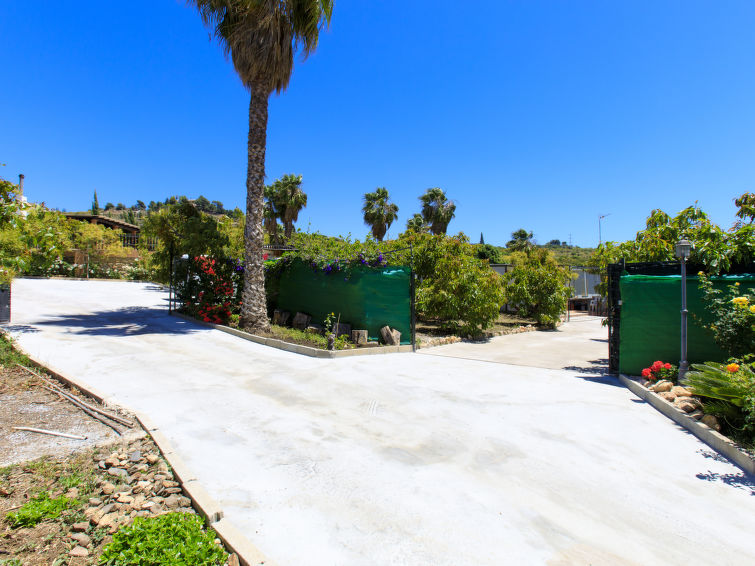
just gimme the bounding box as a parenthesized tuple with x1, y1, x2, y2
(12, 427, 87, 440)
(39, 384, 124, 436)
(16, 364, 133, 427)
(15, 364, 126, 436)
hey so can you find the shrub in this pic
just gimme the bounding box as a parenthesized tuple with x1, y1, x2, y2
(697, 274, 755, 358)
(684, 362, 755, 443)
(640, 360, 677, 383)
(176, 256, 242, 325)
(99, 513, 227, 566)
(411, 234, 504, 336)
(502, 248, 571, 328)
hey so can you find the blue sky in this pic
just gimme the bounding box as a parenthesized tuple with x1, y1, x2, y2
(2, 1, 755, 247)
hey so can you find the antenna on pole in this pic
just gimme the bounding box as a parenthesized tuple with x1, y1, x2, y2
(598, 213, 611, 245)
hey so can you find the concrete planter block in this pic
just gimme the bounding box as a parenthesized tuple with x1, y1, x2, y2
(272, 310, 290, 326)
(351, 329, 368, 345)
(333, 322, 351, 338)
(380, 326, 401, 346)
(291, 312, 311, 330)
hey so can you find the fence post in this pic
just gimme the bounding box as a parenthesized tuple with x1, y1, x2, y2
(410, 243, 416, 352)
(168, 242, 174, 314)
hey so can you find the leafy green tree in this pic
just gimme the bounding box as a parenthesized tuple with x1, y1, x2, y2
(419, 187, 456, 235)
(136, 200, 146, 211)
(91, 190, 100, 215)
(476, 243, 502, 263)
(362, 187, 398, 241)
(588, 204, 738, 275)
(194, 195, 212, 212)
(507, 228, 534, 251)
(105, 202, 115, 211)
(140, 201, 229, 283)
(502, 248, 572, 328)
(408, 233, 504, 336)
(191, 0, 332, 332)
(734, 193, 755, 225)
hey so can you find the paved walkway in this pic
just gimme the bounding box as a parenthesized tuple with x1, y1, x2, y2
(6, 279, 755, 566)
(419, 315, 607, 371)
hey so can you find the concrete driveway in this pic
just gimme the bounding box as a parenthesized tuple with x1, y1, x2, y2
(6, 278, 755, 566)
(419, 315, 608, 371)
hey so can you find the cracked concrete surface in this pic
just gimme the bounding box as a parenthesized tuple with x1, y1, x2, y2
(6, 278, 755, 565)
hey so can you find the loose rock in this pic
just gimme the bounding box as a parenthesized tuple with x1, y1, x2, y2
(650, 380, 674, 393)
(70, 532, 91, 547)
(702, 414, 721, 431)
(69, 546, 89, 558)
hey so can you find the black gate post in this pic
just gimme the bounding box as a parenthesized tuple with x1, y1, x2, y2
(410, 243, 416, 352)
(168, 241, 174, 314)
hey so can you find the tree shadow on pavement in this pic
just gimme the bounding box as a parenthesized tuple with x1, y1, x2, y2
(562, 358, 623, 387)
(32, 307, 204, 337)
(696, 469, 755, 495)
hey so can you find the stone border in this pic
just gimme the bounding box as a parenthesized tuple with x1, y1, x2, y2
(619, 373, 755, 475)
(171, 311, 413, 358)
(2, 334, 273, 566)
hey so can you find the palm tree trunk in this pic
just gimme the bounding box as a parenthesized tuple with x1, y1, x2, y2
(240, 81, 271, 333)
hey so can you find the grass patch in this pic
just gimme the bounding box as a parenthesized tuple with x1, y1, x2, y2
(260, 325, 353, 350)
(0, 334, 30, 368)
(100, 512, 228, 566)
(5, 490, 78, 528)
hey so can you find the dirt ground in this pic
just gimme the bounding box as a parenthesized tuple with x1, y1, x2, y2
(0, 366, 126, 468)
(415, 312, 538, 341)
(0, 362, 232, 565)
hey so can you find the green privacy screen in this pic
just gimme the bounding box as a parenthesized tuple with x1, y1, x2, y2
(619, 274, 755, 375)
(275, 260, 411, 344)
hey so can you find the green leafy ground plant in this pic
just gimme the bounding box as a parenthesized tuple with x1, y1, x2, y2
(99, 512, 227, 566)
(684, 362, 755, 444)
(5, 490, 77, 528)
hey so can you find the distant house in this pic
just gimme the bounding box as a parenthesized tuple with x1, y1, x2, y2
(64, 213, 140, 235)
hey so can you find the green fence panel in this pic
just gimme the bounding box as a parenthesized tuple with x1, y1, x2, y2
(276, 260, 411, 344)
(619, 274, 755, 375)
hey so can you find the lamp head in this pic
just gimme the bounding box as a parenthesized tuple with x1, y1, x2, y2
(675, 239, 692, 260)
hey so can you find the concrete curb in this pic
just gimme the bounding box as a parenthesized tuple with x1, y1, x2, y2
(2, 334, 273, 566)
(619, 373, 755, 475)
(171, 311, 414, 358)
(212, 518, 277, 566)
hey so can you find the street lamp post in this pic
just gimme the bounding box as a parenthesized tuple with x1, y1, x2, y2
(675, 239, 692, 380)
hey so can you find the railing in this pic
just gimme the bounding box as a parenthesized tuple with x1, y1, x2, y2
(118, 233, 158, 251)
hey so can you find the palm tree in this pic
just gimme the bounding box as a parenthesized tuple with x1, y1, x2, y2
(269, 174, 307, 240)
(405, 213, 427, 233)
(263, 184, 279, 244)
(362, 187, 399, 241)
(192, 0, 332, 332)
(507, 228, 534, 251)
(419, 187, 456, 235)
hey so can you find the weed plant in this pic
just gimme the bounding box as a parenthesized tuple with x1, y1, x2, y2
(99, 513, 228, 566)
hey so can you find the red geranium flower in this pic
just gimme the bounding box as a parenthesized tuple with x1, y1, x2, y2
(651, 361, 663, 371)
(641, 368, 652, 378)
(664, 363, 672, 370)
